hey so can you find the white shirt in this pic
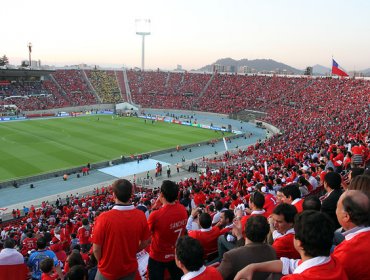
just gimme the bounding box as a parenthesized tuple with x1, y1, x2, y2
(181, 265, 206, 280)
(0, 248, 24, 265)
(281, 256, 331, 275)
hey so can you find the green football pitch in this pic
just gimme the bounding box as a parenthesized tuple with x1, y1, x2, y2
(0, 115, 231, 182)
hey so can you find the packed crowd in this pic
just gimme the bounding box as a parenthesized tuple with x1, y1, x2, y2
(128, 71, 212, 110)
(51, 70, 98, 106)
(85, 70, 122, 104)
(0, 72, 370, 280)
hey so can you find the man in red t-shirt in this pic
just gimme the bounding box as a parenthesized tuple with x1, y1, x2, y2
(175, 236, 223, 280)
(92, 179, 151, 280)
(148, 180, 188, 280)
(188, 212, 220, 257)
(21, 231, 37, 256)
(77, 218, 91, 252)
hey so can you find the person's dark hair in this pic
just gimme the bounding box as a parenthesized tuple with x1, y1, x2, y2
(221, 209, 234, 223)
(68, 251, 85, 269)
(199, 213, 212, 229)
(297, 176, 310, 187)
(37, 237, 47, 249)
(64, 265, 88, 280)
(26, 231, 33, 238)
(40, 257, 54, 273)
(250, 191, 265, 209)
(294, 211, 334, 257)
(72, 244, 81, 252)
(327, 167, 334, 172)
(245, 216, 270, 243)
(160, 180, 179, 203)
(281, 183, 301, 200)
(350, 168, 364, 178)
(112, 179, 133, 203)
(303, 196, 321, 211)
(254, 183, 264, 192)
(81, 218, 89, 226)
(276, 178, 282, 185)
(324, 172, 341, 190)
(176, 236, 204, 271)
(348, 175, 370, 193)
(342, 193, 370, 226)
(273, 203, 297, 224)
(4, 238, 15, 249)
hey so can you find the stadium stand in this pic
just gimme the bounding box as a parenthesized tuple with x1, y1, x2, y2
(0, 70, 369, 279)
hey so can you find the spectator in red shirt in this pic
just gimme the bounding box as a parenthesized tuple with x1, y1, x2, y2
(270, 203, 300, 259)
(21, 231, 37, 256)
(77, 218, 91, 253)
(280, 184, 304, 213)
(188, 212, 220, 258)
(332, 190, 370, 280)
(92, 179, 151, 280)
(147, 180, 188, 280)
(175, 236, 223, 280)
(40, 258, 59, 280)
(235, 211, 348, 280)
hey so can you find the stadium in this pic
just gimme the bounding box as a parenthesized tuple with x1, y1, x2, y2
(1, 2, 370, 280)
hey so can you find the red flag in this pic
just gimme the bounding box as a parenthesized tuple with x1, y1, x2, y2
(332, 59, 348, 77)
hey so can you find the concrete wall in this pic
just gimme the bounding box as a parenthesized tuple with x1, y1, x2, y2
(24, 103, 115, 115)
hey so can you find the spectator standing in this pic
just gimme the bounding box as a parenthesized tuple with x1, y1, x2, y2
(147, 180, 188, 280)
(28, 237, 63, 280)
(92, 179, 151, 280)
(77, 218, 91, 252)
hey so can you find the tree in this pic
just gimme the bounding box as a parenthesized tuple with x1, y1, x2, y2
(0, 55, 9, 66)
(304, 66, 313, 76)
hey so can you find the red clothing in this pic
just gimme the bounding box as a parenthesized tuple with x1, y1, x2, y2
(41, 270, 58, 280)
(92, 205, 150, 280)
(148, 202, 188, 262)
(186, 266, 223, 280)
(273, 233, 300, 259)
(240, 210, 268, 233)
(263, 193, 277, 215)
(282, 257, 348, 280)
(188, 226, 220, 256)
(77, 226, 91, 245)
(332, 229, 370, 280)
(193, 192, 206, 206)
(21, 237, 37, 256)
(292, 199, 304, 213)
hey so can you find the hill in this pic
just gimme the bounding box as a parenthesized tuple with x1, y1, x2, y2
(199, 58, 303, 74)
(312, 64, 331, 75)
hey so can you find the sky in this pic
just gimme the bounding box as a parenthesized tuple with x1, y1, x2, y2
(2, 0, 370, 71)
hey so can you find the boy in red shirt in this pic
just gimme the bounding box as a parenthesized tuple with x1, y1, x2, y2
(175, 236, 222, 280)
(40, 258, 59, 280)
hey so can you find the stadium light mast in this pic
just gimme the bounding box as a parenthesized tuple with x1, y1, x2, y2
(135, 19, 151, 71)
(28, 42, 32, 68)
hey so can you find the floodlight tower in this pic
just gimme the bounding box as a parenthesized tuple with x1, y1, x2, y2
(28, 42, 32, 68)
(135, 19, 151, 71)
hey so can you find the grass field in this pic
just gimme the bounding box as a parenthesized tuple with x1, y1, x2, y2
(0, 115, 231, 182)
